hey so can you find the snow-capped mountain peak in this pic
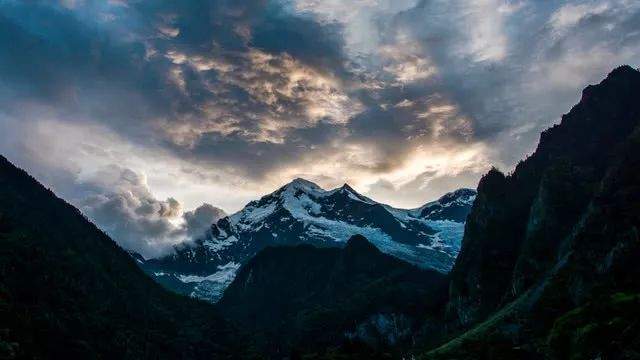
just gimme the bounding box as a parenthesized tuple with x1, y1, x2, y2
(228, 179, 377, 231)
(417, 188, 477, 222)
(142, 179, 477, 302)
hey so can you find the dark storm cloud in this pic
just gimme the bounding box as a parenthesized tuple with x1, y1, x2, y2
(249, 4, 346, 72)
(186, 119, 348, 177)
(382, 0, 640, 165)
(2, 0, 640, 254)
(3, 0, 639, 178)
(0, 0, 358, 255)
(0, 2, 171, 128)
(0, 0, 484, 184)
(0, 0, 352, 173)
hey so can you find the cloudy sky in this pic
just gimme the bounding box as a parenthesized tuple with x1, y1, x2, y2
(1, 0, 639, 257)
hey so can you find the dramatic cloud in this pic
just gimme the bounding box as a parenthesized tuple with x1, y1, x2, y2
(78, 165, 184, 257)
(1, 0, 640, 256)
(183, 203, 227, 239)
(0, 115, 233, 257)
(80, 167, 226, 257)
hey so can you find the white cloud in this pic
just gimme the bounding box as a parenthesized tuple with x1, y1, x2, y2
(550, 2, 610, 32)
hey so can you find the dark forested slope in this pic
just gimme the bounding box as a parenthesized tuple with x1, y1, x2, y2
(218, 235, 448, 358)
(0, 155, 243, 359)
(429, 66, 640, 359)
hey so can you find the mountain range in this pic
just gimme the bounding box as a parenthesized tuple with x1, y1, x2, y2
(213, 65, 640, 358)
(140, 181, 475, 302)
(1, 66, 640, 359)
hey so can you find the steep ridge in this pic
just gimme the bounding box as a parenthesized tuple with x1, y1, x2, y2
(217, 235, 448, 358)
(428, 66, 640, 358)
(143, 182, 475, 302)
(0, 155, 243, 359)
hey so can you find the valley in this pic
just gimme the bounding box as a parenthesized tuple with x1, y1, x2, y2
(2, 64, 640, 359)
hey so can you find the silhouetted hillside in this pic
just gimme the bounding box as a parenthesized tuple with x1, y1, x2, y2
(218, 235, 448, 358)
(0, 155, 244, 359)
(431, 66, 640, 358)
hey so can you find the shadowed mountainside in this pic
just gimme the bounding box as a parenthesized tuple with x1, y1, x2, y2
(218, 235, 448, 358)
(430, 65, 640, 359)
(0, 155, 245, 359)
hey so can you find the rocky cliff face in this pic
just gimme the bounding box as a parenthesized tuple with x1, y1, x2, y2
(432, 66, 640, 359)
(448, 65, 640, 327)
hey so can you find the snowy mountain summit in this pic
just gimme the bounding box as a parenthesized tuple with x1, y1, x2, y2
(142, 179, 476, 302)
